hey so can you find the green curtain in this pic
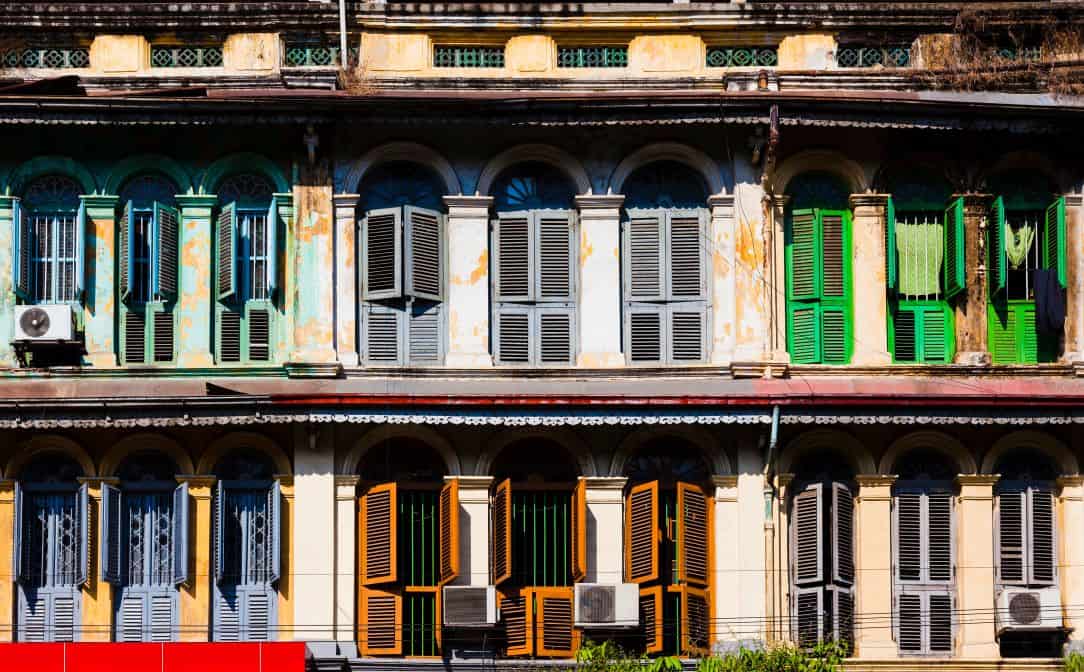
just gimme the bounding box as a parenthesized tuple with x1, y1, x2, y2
(896, 222, 944, 297)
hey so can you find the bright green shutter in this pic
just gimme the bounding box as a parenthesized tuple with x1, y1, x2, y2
(1017, 303, 1039, 364)
(943, 197, 965, 299)
(988, 197, 1006, 296)
(920, 305, 952, 363)
(891, 306, 917, 362)
(819, 210, 852, 364)
(788, 303, 820, 364)
(820, 307, 850, 364)
(787, 209, 819, 300)
(989, 303, 1019, 364)
(1043, 196, 1066, 288)
(885, 196, 897, 293)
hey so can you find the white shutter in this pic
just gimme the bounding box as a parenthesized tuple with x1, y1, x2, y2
(408, 301, 442, 364)
(668, 303, 707, 363)
(1028, 486, 1056, 586)
(996, 486, 1026, 585)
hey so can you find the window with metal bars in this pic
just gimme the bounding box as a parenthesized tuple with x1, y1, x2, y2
(433, 45, 505, 68)
(29, 214, 79, 303)
(14, 175, 85, 305)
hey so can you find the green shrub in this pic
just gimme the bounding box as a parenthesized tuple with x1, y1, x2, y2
(1066, 652, 1084, 672)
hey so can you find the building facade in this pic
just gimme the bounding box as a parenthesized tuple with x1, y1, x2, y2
(0, 1, 1083, 670)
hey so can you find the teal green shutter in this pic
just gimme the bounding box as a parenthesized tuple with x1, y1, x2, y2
(885, 196, 897, 293)
(988, 197, 1006, 295)
(788, 303, 820, 364)
(820, 306, 849, 364)
(266, 197, 279, 299)
(13, 201, 30, 300)
(1043, 196, 1066, 288)
(154, 202, 180, 301)
(787, 209, 819, 300)
(119, 201, 133, 303)
(74, 200, 86, 299)
(943, 198, 966, 299)
(217, 203, 238, 301)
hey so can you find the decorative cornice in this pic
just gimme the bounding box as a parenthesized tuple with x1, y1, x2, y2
(956, 474, 1000, 487)
(707, 194, 735, 208)
(78, 476, 119, 485)
(448, 475, 494, 489)
(712, 475, 739, 488)
(575, 194, 625, 209)
(581, 476, 627, 490)
(855, 474, 898, 488)
(443, 195, 493, 208)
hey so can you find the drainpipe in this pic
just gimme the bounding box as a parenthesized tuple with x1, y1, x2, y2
(338, 0, 349, 67)
(763, 405, 781, 643)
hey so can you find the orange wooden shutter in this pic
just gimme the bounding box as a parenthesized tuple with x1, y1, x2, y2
(625, 481, 659, 584)
(681, 585, 711, 655)
(499, 588, 533, 657)
(439, 479, 460, 586)
(358, 586, 402, 655)
(492, 478, 513, 585)
(535, 587, 579, 658)
(571, 478, 587, 583)
(639, 585, 664, 654)
(677, 482, 710, 588)
(361, 482, 397, 585)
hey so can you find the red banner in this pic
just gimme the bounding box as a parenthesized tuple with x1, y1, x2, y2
(0, 642, 306, 672)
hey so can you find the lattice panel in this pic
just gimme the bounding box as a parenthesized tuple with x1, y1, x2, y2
(151, 46, 224, 68)
(433, 45, 505, 68)
(705, 47, 778, 68)
(836, 46, 911, 68)
(557, 46, 628, 68)
(2, 48, 89, 69)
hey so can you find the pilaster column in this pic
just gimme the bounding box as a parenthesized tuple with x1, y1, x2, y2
(954, 194, 993, 365)
(955, 474, 999, 658)
(274, 192, 298, 364)
(276, 474, 295, 641)
(735, 444, 766, 646)
(582, 477, 625, 583)
(335, 475, 359, 657)
(769, 196, 790, 364)
(575, 195, 624, 367)
(774, 472, 795, 643)
(1059, 476, 1084, 652)
(177, 475, 215, 641)
(708, 194, 736, 364)
(712, 475, 741, 645)
(1062, 195, 1084, 362)
(854, 475, 897, 659)
(443, 196, 493, 367)
(82, 195, 120, 367)
(0, 480, 14, 641)
(78, 476, 119, 641)
(175, 195, 218, 368)
(849, 194, 891, 365)
(292, 427, 335, 652)
(333, 194, 360, 366)
(450, 476, 493, 586)
(289, 164, 339, 367)
(0, 197, 16, 366)
(731, 183, 772, 364)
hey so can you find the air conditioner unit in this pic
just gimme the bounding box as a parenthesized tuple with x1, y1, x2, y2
(996, 587, 1062, 632)
(443, 586, 498, 628)
(574, 583, 639, 628)
(13, 305, 74, 342)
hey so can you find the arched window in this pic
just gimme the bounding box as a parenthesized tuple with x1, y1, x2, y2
(215, 173, 278, 364)
(622, 439, 712, 655)
(357, 162, 447, 366)
(488, 440, 582, 658)
(788, 451, 855, 652)
(117, 174, 182, 366)
(102, 451, 188, 641)
(784, 172, 853, 365)
(986, 171, 1063, 364)
(14, 453, 88, 641)
(891, 448, 956, 656)
(622, 161, 710, 365)
(15, 175, 84, 304)
(490, 162, 578, 366)
(356, 440, 451, 657)
(211, 449, 281, 641)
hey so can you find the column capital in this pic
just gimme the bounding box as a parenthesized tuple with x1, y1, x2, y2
(707, 193, 735, 208)
(335, 475, 360, 487)
(575, 194, 625, 210)
(953, 193, 994, 212)
(1057, 475, 1084, 491)
(579, 476, 627, 490)
(775, 472, 795, 490)
(771, 194, 790, 209)
(333, 193, 360, 209)
(1064, 194, 1083, 208)
(848, 193, 889, 209)
(855, 474, 897, 488)
(0, 195, 18, 207)
(447, 475, 494, 489)
(176, 475, 216, 489)
(77, 476, 119, 486)
(712, 474, 739, 489)
(175, 193, 219, 208)
(443, 194, 493, 212)
(81, 194, 119, 216)
(272, 191, 294, 206)
(274, 474, 295, 489)
(956, 473, 1000, 488)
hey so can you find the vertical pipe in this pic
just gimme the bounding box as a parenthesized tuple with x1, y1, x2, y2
(338, 0, 348, 68)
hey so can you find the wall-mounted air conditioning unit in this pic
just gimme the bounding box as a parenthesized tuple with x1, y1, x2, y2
(14, 305, 74, 342)
(443, 586, 498, 628)
(574, 583, 639, 628)
(996, 588, 1062, 632)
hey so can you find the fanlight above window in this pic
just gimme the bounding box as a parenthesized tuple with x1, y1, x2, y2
(492, 162, 576, 211)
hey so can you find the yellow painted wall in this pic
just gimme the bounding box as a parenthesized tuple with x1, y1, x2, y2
(179, 476, 215, 642)
(0, 481, 13, 642)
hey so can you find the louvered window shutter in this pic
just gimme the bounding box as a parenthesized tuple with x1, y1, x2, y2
(76, 482, 89, 586)
(819, 210, 847, 298)
(996, 486, 1026, 585)
(492, 478, 513, 585)
(494, 307, 530, 365)
(117, 593, 145, 642)
(215, 586, 241, 641)
(832, 586, 855, 650)
(988, 196, 1006, 295)
(927, 592, 954, 653)
(537, 306, 575, 365)
(788, 303, 820, 364)
(535, 587, 578, 657)
(535, 210, 574, 302)
(13, 482, 25, 582)
(788, 209, 820, 301)
(897, 592, 922, 653)
(154, 203, 180, 301)
(894, 490, 922, 582)
(927, 492, 953, 584)
(268, 480, 281, 585)
(153, 308, 174, 363)
(626, 304, 665, 363)
(921, 306, 952, 363)
(265, 197, 278, 298)
(943, 197, 966, 299)
(571, 479, 586, 583)
(625, 481, 659, 584)
(676, 482, 709, 587)
(173, 482, 189, 586)
(149, 593, 175, 642)
(1044, 196, 1067, 288)
(217, 203, 238, 301)
(667, 210, 706, 300)
(438, 479, 460, 586)
(639, 586, 664, 654)
(792, 483, 824, 586)
(14, 201, 30, 299)
(101, 483, 123, 585)
(494, 213, 532, 301)
(831, 482, 854, 585)
(500, 588, 533, 656)
(405, 206, 444, 301)
(125, 311, 147, 364)
(1028, 486, 1056, 586)
(363, 303, 402, 365)
(408, 301, 441, 364)
(886, 196, 897, 293)
(218, 308, 242, 363)
(247, 306, 271, 362)
(362, 207, 403, 300)
(51, 593, 77, 642)
(359, 587, 402, 655)
(361, 482, 397, 585)
(214, 480, 226, 583)
(893, 307, 918, 362)
(990, 303, 1019, 364)
(74, 200, 86, 299)
(669, 304, 707, 363)
(624, 209, 665, 301)
(119, 201, 133, 303)
(793, 585, 823, 648)
(819, 306, 850, 365)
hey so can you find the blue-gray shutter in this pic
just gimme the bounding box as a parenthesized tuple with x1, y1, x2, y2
(217, 203, 238, 301)
(74, 199, 86, 299)
(362, 207, 403, 300)
(363, 303, 402, 365)
(118, 593, 145, 642)
(494, 307, 530, 364)
(535, 210, 574, 302)
(792, 482, 823, 586)
(667, 209, 706, 300)
(266, 196, 278, 299)
(494, 212, 532, 301)
(51, 592, 77, 642)
(19, 588, 47, 641)
(13, 482, 24, 582)
(13, 200, 30, 300)
(149, 593, 175, 642)
(119, 201, 133, 303)
(269, 480, 281, 585)
(214, 480, 225, 583)
(626, 304, 665, 363)
(173, 482, 189, 586)
(215, 586, 241, 642)
(76, 482, 89, 586)
(244, 588, 273, 641)
(624, 209, 666, 301)
(100, 483, 123, 585)
(537, 306, 575, 365)
(408, 301, 442, 364)
(404, 206, 444, 302)
(668, 303, 707, 363)
(154, 202, 180, 301)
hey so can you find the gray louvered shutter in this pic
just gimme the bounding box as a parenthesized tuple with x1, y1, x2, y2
(927, 491, 953, 584)
(20, 590, 47, 641)
(215, 587, 241, 641)
(1028, 486, 1056, 585)
(537, 307, 575, 365)
(154, 203, 180, 300)
(624, 209, 665, 301)
(996, 485, 1026, 585)
(245, 588, 273, 641)
(13, 483, 24, 582)
(495, 307, 530, 364)
(119, 201, 133, 303)
(214, 480, 225, 583)
(101, 483, 122, 585)
(14, 200, 30, 300)
(832, 482, 854, 585)
(118, 593, 145, 642)
(626, 304, 664, 363)
(74, 200, 86, 299)
(897, 592, 922, 653)
(51, 593, 77, 642)
(363, 303, 402, 364)
(268, 480, 281, 585)
(832, 586, 854, 650)
(894, 490, 922, 582)
(793, 585, 823, 648)
(927, 593, 954, 653)
(405, 206, 444, 301)
(669, 303, 707, 363)
(218, 308, 242, 363)
(149, 593, 175, 642)
(536, 210, 574, 301)
(667, 209, 706, 300)
(362, 207, 403, 300)
(792, 483, 823, 586)
(217, 203, 237, 301)
(265, 197, 278, 298)
(173, 482, 189, 586)
(76, 482, 89, 586)
(494, 212, 532, 301)
(408, 301, 442, 364)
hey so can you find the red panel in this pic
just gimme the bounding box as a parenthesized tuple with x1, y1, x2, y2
(0, 643, 65, 672)
(0, 643, 306, 672)
(67, 643, 162, 672)
(164, 643, 261, 672)
(258, 643, 307, 672)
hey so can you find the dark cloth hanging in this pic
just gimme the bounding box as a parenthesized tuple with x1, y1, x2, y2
(1034, 268, 1066, 336)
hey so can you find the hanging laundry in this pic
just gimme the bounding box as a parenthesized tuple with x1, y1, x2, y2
(896, 221, 943, 297)
(1005, 222, 1035, 270)
(1034, 268, 1066, 336)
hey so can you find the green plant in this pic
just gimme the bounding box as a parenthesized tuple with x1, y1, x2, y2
(646, 656, 683, 672)
(576, 639, 645, 672)
(694, 641, 848, 672)
(1066, 652, 1084, 672)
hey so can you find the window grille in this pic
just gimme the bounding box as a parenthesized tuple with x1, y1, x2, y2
(836, 46, 911, 68)
(557, 46, 628, 68)
(2, 48, 89, 69)
(283, 44, 356, 67)
(510, 491, 572, 587)
(433, 45, 505, 68)
(705, 47, 777, 68)
(151, 46, 223, 68)
(30, 215, 78, 303)
(241, 212, 271, 302)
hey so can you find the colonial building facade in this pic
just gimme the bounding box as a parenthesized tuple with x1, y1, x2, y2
(0, 2, 1083, 671)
